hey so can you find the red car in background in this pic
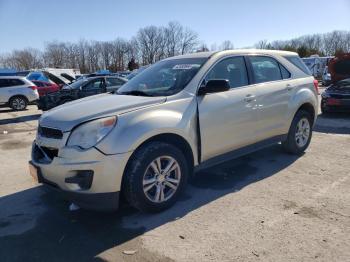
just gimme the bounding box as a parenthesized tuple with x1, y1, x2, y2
(31, 80, 60, 96)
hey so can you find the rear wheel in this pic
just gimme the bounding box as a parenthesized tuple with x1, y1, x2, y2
(123, 142, 189, 212)
(9, 96, 28, 111)
(282, 110, 313, 155)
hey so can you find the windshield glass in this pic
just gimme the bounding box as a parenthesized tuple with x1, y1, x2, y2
(63, 78, 88, 89)
(118, 58, 207, 96)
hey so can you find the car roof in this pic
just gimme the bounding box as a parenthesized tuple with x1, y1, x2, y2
(164, 49, 298, 61)
(0, 76, 28, 80)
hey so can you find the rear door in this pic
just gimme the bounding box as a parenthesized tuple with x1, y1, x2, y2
(198, 56, 258, 162)
(247, 55, 292, 140)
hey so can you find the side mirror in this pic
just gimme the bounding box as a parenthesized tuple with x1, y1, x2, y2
(198, 79, 230, 96)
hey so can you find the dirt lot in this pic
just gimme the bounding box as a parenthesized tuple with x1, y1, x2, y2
(0, 97, 349, 262)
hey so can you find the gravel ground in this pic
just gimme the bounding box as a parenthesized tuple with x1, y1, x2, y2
(0, 99, 349, 262)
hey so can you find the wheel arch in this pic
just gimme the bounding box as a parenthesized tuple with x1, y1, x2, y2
(120, 133, 195, 194)
(8, 94, 29, 104)
(297, 102, 316, 124)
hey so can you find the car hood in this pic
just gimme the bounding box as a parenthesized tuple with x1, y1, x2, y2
(328, 53, 350, 83)
(39, 93, 166, 131)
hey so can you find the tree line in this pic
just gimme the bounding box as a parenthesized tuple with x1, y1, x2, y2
(1, 21, 349, 73)
(254, 30, 350, 57)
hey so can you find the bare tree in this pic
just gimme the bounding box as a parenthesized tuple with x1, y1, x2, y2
(137, 26, 165, 64)
(1, 48, 43, 70)
(255, 40, 269, 49)
(220, 40, 234, 50)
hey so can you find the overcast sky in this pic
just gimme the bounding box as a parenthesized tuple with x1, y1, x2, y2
(0, 0, 349, 53)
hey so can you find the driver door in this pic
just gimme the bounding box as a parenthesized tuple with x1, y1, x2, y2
(198, 56, 258, 162)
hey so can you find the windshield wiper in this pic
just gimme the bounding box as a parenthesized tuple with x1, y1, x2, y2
(118, 90, 153, 97)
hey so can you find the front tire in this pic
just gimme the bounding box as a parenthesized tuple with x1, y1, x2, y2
(9, 96, 28, 111)
(123, 142, 189, 213)
(282, 110, 313, 155)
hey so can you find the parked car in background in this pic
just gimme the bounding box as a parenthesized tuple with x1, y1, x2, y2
(302, 55, 333, 79)
(321, 53, 350, 113)
(321, 78, 350, 113)
(37, 76, 127, 110)
(30, 50, 318, 212)
(0, 76, 39, 110)
(32, 80, 60, 96)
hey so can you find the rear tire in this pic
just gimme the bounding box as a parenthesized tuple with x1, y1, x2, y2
(123, 142, 189, 213)
(9, 96, 28, 111)
(282, 110, 313, 155)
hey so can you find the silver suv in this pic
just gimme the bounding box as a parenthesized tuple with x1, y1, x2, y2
(30, 50, 318, 212)
(0, 76, 39, 110)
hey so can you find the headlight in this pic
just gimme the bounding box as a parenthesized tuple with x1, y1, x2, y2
(67, 116, 117, 149)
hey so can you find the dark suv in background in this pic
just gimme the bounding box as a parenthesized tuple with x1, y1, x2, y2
(37, 76, 127, 110)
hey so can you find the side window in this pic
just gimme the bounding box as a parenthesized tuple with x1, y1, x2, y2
(279, 64, 291, 79)
(205, 56, 248, 88)
(106, 78, 124, 86)
(249, 56, 283, 83)
(83, 79, 103, 90)
(2, 79, 24, 87)
(0, 79, 8, 88)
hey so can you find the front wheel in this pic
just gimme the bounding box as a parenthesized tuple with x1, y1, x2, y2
(282, 110, 313, 155)
(123, 142, 189, 212)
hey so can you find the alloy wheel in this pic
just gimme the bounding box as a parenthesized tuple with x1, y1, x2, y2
(295, 117, 310, 148)
(12, 98, 26, 110)
(142, 156, 181, 203)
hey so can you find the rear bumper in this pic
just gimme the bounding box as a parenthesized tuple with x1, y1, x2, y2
(321, 98, 350, 112)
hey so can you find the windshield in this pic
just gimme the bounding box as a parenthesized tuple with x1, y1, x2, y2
(62, 78, 88, 89)
(118, 58, 207, 96)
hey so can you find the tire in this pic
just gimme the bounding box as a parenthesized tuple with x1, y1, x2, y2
(123, 141, 189, 213)
(282, 110, 313, 155)
(9, 96, 28, 111)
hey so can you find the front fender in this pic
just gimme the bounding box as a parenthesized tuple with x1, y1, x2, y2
(97, 97, 198, 163)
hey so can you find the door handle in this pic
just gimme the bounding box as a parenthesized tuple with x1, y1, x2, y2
(286, 84, 293, 91)
(244, 94, 255, 102)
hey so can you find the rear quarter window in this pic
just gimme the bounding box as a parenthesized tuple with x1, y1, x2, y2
(284, 56, 312, 75)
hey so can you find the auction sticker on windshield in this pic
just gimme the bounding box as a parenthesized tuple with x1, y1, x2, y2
(173, 64, 200, 70)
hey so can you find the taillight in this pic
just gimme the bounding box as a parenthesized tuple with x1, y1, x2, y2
(28, 86, 37, 90)
(313, 79, 319, 94)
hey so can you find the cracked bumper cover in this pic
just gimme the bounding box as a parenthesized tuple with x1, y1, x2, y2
(31, 142, 133, 211)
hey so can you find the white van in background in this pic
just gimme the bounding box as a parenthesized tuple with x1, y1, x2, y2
(302, 55, 333, 79)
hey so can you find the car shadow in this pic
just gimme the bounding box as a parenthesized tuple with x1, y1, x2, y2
(0, 114, 41, 125)
(0, 145, 299, 261)
(314, 113, 350, 135)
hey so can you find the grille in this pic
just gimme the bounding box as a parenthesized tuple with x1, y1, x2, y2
(38, 125, 63, 139)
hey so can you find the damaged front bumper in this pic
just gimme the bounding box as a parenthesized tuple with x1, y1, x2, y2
(30, 141, 133, 211)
